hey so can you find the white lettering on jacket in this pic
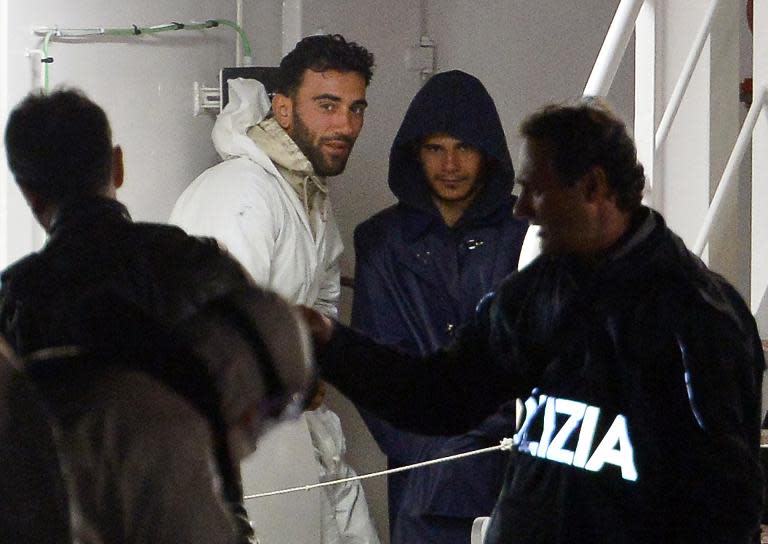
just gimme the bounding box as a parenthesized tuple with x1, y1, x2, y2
(514, 393, 638, 482)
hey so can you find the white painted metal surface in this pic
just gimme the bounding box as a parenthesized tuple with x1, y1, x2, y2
(471, 516, 491, 544)
(583, 0, 644, 96)
(517, 225, 541, 270)
(693, 86, 766, 255)
(654, 0, 721, 152)
(634, 0, 656, 201)
(281, 0, 302, 57)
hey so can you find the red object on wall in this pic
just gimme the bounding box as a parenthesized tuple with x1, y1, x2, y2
(741, 78, 753, 106)
(742, 1, 754, 106)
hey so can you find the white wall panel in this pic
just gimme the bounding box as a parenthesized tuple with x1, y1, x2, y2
(1, 1, 283, 267)
(426, 0, 634, 160)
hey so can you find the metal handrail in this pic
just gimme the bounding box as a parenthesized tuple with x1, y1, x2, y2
(585, 0, 723, 154)
(583, 0, 645, 96)
(654, 0, 722, 152)
(693, 86, 767, 256)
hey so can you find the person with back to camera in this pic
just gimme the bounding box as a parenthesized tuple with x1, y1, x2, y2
(1, 87, 316, 543)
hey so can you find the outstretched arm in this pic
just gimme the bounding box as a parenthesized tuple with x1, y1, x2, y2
(301, 304, 516, 436)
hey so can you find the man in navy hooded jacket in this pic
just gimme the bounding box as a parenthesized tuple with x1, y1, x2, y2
(351, 70, 528, 543)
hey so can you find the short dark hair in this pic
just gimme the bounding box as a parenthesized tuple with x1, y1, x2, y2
(520, 97, 645, 211)
(276, 34, 374, 96)
(4, 88, 113, 203)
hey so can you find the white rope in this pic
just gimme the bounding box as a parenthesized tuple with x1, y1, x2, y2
(244, 437, 515, 501)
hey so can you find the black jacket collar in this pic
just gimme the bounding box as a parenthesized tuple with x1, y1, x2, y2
(49, 196, 131, 237)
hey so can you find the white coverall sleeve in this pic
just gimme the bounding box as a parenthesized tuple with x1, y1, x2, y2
(312, 209, 343, 319)
(217, 183, 279, 287)
(170, 163, 281, 288)
(314, 256, 341, 320)
(305, 407, 381, 544)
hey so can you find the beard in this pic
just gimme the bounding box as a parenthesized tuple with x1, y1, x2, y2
(290, 111, 355, 177)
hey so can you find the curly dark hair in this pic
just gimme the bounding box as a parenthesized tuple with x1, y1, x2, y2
(277, 34, 375, 96)
(520, 97, 645, 211)
(4, 88, 113, 203)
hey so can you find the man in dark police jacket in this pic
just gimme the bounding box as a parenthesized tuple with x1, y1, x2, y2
(304, 98, 765, 543)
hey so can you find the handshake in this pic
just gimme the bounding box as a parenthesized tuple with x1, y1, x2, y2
(298, 305, 336, 350)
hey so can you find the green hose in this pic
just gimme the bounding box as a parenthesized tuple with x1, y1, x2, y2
(40, 18, 253, 90)
(42, 31, 54, 92)
(213, 19, 253, 59)
(99, 19, 252, 58)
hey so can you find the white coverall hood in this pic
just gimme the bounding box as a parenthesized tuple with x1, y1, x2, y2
(212, 78, 273, 166)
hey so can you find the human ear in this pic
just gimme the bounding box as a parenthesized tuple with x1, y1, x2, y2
(272, 93, 293, 131)
(579, 165, 610, 203)
(112, 146, 124, 190)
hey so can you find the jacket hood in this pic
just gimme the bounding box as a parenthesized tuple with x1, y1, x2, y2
(247, 118, 314, 177)
(388, 70, 515, 224)
(211, 78, 276, 174)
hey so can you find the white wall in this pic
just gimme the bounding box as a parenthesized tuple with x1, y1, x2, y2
(655, 0, 741, 283)
(426, 0, 635, 159)
(656, 0, 712, 241)
(0, 0, 283, 268)
(0, 0, 10, 266)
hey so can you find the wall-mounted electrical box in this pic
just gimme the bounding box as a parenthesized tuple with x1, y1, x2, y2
(220, 66, 279, 106)
(194, 66, 279, 115)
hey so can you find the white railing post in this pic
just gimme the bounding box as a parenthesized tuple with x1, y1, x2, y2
(634, 0, 655, 203)
(752, 0, 768, 324)
(583, 0, 645, 96)
(654, 0, 722, 152)
(693, 88, 766, 255)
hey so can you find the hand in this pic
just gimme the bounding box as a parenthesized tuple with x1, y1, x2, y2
(305, 379, 327, 411)
(298, 305, 335, 347)
(0, 335, 20, 370)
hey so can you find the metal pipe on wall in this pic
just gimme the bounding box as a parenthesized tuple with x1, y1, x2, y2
(236, 0, 244, 66)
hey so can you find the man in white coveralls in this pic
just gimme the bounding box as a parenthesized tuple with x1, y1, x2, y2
(170, 34, 380, 544)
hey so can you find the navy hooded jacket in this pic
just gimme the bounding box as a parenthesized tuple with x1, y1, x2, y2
(351, 70, 528, 544)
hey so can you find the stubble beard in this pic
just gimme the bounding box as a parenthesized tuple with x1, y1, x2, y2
(290, 111, 353, 177)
